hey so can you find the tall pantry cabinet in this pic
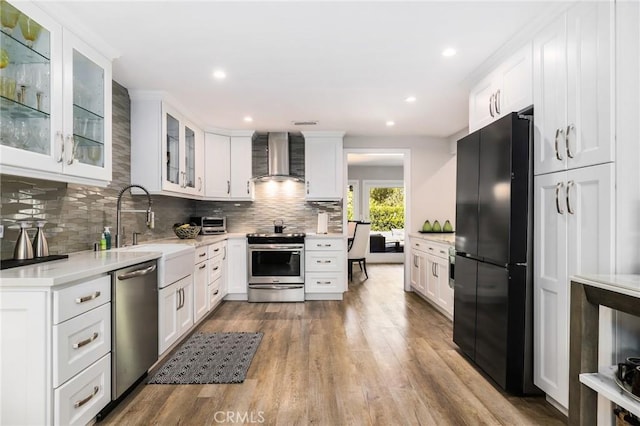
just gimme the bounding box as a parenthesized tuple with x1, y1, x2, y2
(532, 0, 619, 411)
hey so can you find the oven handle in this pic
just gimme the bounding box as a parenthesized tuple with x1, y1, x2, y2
(249, 284, 304, 290)
(248, 245, 304, 250)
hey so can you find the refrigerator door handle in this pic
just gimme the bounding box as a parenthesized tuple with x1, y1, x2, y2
(554, 128, 564, 161)
(555, 182, 565, 214)
(566, 180, 575, 215)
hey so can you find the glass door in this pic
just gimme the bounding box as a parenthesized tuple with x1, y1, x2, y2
(72, 49, 103, 167)
(165, 112, 180, 186)
(0, 0, 54, 161)
(184, 124, 195, 191)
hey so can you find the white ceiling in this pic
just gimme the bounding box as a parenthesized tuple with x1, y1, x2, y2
(47, 1, 561, 138)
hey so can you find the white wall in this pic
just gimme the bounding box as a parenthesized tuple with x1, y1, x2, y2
(344, 135, 456, 234)
(348, 165, 403, 181)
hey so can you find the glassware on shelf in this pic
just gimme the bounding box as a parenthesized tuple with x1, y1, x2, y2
(18, 14, 41, 48)
(0, 48, 8, 69)
(0, 0, 20, 34)
(14, 63, 29, 104)
(14, 119, 30, 148)
(0, 75, 16, 99)
(0, 115, 15, 146)
(32, 63, 48, 111)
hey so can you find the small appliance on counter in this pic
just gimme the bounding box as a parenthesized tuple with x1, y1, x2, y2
(317, 212, 328, 234)
(190, 216, 226, 234)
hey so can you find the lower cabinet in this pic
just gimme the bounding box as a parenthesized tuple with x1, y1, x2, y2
(0, 275, 112, 425)
(225, 237, 248, 300)
(409, 236, 453, 319)
(304, 236, 346, 300)
(158, 275, 193, 356)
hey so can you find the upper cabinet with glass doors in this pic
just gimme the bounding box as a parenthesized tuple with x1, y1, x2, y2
(130, 92, 205, 198)
(0, 0, 112, 186)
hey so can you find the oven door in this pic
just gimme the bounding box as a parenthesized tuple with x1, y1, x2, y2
(248, 244, 304, 284)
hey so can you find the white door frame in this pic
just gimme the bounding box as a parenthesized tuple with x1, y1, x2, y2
(347, 179, 360, 221)
(343, 148, 412, 291)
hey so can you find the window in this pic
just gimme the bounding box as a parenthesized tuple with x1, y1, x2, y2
(362, 180, 404, 232)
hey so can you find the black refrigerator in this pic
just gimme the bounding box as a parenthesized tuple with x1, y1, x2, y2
(453, 111, 539, 395)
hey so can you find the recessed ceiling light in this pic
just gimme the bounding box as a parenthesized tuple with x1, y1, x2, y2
(244, 116, 253, 123)
(386, 121, 395, 127)
(213, 69, 226, 80)
(442, 48, 457, 57)
(405, 96, 417, 103)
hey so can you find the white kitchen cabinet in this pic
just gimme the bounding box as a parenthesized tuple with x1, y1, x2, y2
(409, 236, 453, 319)
(533, 1, 613, 175)
(225, 237, 248, 301)
(305, 236, 346, 300)
(130, 92, 205, 198)
(1, 273, 113, 425)
(193, 245, 209, 323)
(533, 162, 614, 408)
(208, 241, 227, 309)
(204, 132, 254, 200)
(469, 43, 532, 132)
(158, 274, 193, 355)
(302, 131, 344, 201)
(0, 1, 113, 186)
(410, 243, 427, 295)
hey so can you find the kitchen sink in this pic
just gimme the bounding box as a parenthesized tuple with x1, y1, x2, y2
(117, 244, 194, 288)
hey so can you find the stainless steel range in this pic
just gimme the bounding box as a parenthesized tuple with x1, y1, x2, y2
(247, 233, 305, 302)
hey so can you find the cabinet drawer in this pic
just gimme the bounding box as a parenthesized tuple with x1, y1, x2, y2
(210, 257, 223, 283)
(305, 273, 344, 293)
(208, 277, 222, 309)
(305, 251, 345, 272)
(53, 303, 111, 387)
(208, 241, 225, 259)
(306, 238, 345, 251)
(54, 354, 111, 426)
(424, 242, 449, 259)
(194, 246, 208, 263)
(53, 275, 111, 324)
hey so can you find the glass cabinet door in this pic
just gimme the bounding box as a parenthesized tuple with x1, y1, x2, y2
(185, 125, 196, 191)
(72, 49, 104, 167)
(165, 112, 180, 186)
(0, 0, 52, 157)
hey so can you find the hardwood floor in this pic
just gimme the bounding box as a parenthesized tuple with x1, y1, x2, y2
(102, 264, 566, 425)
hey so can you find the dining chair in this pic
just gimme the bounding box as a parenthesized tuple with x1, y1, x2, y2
(348, 222, 371, 280)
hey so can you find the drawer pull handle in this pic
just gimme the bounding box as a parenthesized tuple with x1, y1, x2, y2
(428, 247, 434, 251)
(213, 248, 220, 252)
(440, 250, 446, 254)
(317, 244, 332, 247)
(199, 264, 207, 270)
(73, 332, 99, 349)
(74, 386, 99, 408)
(213, 266, 220, 271)
(75, 291, 101, 304)
(214, 290, 219, 295)
(316, 260, 332, 264)
(199, 252, 207, 257)
(317, 281, 332, 285)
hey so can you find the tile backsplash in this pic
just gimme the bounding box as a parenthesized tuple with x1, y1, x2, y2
(0, 81, 342, 259)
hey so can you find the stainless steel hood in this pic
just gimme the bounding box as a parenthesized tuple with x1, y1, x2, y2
(255, 132, 302, 181)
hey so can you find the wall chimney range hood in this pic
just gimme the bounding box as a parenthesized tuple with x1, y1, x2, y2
(254, 132, 303, 181)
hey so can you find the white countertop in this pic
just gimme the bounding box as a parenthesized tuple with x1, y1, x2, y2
(0, 250, 160, 288)
(408, 232, 455, 245)
(572, 274, 640, 299)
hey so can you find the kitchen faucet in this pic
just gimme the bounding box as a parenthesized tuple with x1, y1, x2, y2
(116, 184, 154, 248)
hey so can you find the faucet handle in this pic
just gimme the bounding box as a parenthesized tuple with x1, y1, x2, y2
(132, 232, 141, 246)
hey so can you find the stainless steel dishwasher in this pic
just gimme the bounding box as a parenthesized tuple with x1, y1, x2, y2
(111, 260, 158, 399)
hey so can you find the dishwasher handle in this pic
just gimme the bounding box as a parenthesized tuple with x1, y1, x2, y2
(117, 264, 157, 280)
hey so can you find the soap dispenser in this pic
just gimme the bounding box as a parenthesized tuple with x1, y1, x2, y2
(32, 221, 49, 257)
(13, 222, 34, 260)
